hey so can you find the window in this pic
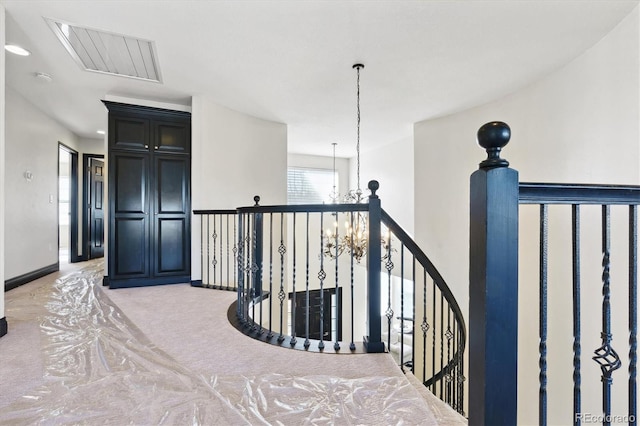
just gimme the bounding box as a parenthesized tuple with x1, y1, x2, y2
(287, 167, 338, 204)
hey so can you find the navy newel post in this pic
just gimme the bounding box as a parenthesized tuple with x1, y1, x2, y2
(469, 122, 519, 425)
(364, 180, 385, 353)
(253, 196, 263, 299)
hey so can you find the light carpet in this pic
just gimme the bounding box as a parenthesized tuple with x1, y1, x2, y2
(0, 259, 466, 425)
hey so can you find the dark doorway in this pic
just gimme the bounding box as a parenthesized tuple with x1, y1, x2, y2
(58, 144, 79, 263)
(293, 288, 342, 341)
(83, 154, 105, 260)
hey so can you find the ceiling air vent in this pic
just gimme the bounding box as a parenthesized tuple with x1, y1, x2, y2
(46, 18, 162, 83)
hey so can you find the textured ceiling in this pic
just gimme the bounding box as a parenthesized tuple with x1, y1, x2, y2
(2, 0, 638, 157)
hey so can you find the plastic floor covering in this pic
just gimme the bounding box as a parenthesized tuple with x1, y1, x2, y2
(0, 262, 465, 425)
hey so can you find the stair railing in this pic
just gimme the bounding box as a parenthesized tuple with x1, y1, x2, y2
(234, 186, 383, 353)
(194, 181, 467, 415)
(381, 208, 467, 413)
(470, 121, 639, 425)
(192, 209, 239, 291)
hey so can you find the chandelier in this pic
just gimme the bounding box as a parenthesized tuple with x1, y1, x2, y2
(324, 64, 369, 263)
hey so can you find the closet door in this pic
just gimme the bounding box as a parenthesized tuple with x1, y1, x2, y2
(109, 152, 151, 279)
(152, 154, 190, 277)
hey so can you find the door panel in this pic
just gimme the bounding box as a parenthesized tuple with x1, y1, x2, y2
(153, 154, 190, 277)
(155, 156, 188, 214)
(114, 155, 148, 214)
(113, 217, 149, 277)
(89, 158, 104, 258)
(153, 120, 190, 153)
(155, 218, 187, 274)
(110, 115, 149, 151)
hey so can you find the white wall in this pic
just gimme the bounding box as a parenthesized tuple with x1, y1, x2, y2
(191, 96, 287, 280)
(1, 4, 6, 322)
(356, 136, 414, 235)
(415, 7, 639, 423)
(4, 87, 80, 279)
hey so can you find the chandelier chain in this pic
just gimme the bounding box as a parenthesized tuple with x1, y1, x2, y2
(356, 65, 361, 194)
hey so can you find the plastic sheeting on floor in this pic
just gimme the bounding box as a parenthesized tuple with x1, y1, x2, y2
(0, 262, 462, 425)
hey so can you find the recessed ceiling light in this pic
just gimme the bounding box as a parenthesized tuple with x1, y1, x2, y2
(96, 130, 106, 135)
(4, 44, 31, 56)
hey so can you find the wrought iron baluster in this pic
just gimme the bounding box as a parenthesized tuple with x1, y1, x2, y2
(400, 243, 405, 371)
(422, 268, 428, 384)
(385, 234, 394, 352)
(630, 204, 638, 426)
(233, 217, 238, 291)
(593, 204, 621, 426)
(411, 256, 416, 375)
(318, 211, 326, 350)
(200, 214, 204, 286)
(244, 214, 250, 319)
(267, 213, 274, 339)
(206, 213, 211, 287)
(226, 214, 230, 291)
(212, 214, 217, 286)
(334, 209, 340, 351)
(248, 213, 253, 323)
(245, 214, 252, 325)
(256, 211, 263, 333)
(453, 318, 458, 411)
(440, 292, 444, 398)
(458, 326, 465, 415)
(572, 205, 581, 426)
(220, 214, 223, 287)
(446, 306, 453, 406)
(304, 212, 310, 349)
(237, 213, 244, 320)
(432, 280, 436, 394)
(540, 204, 548, 426)
(250, 213, 257, 331)
(278, 214, 286, 343)
(291, 212, 297, 346)
(350, 211, 356, 351)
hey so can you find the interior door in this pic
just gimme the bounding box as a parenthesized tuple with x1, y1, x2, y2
(89, 158, 105, 258)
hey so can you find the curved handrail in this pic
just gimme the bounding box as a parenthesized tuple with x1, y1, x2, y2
(237, 203, 369, 214)
(195, 202, 467, 413)
(381, 209, 467, 388)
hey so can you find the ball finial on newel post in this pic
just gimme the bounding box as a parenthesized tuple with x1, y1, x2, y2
(368, 180, 379, 198)
(253, 195, 260, 206)
(477, 121, 511, 169)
